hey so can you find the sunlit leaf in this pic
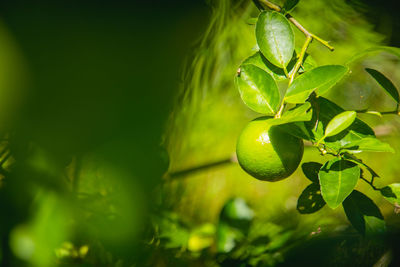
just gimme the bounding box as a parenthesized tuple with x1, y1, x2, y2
(285, 65, 348, 103)
(297, 183, 325, 214)
(365, 68, 400, 104)
(343, 190, 386, 236)
(380, 183, 400, 205)
(302, 162, 322, 183)
(324, 111, 357, 138)
(242, 51, 288, 81)
(267, 102, 312, 127)
(241, 50, 315, 82)
(339, 133, 394, 153)
(306, 97, 375, 144)
(235, 64, 280, 114)
(256, 11, 294, 68)
(319, 158, 360, 209)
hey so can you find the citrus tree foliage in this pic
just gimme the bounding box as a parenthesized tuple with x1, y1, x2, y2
(235, 0, 400, 236)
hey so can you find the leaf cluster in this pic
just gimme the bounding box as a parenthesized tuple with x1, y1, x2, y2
(235, 0, 400, 235)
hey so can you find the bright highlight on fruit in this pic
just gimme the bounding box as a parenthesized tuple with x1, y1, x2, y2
(236, 117, 304, 181)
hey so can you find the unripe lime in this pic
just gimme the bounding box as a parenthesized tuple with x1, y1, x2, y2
(236, 117, 304, 181)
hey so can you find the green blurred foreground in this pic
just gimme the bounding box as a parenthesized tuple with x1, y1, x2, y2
(0, 0, 399, 266)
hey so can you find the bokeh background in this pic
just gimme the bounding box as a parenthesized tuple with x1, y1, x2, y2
(0, 0, 399, 266)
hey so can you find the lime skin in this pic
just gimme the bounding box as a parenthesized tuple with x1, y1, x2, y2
(236, 117, 304, 181)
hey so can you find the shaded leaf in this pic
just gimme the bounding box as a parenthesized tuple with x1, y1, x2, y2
(283, 0, 300, 12)
(297, 183, 326, 214)
(324, 111, 357, 138)
(306, 97, 375, 143)
(365, 68, 400, 104)
(302, 162, 323, 183)
(380, 183, 400, 205)
(235, 64, 280, 114)
(256, 11, 294, 68)
(279, 121, 312, 140)
(343, 190, 385, 236)
(285, 65, 348, 103)
(319, 158, 360, 209)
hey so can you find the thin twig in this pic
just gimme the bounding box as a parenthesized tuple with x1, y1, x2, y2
(289, 35, 312, 84)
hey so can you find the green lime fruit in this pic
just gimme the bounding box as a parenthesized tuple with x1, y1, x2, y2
(236, 117, 304, 181)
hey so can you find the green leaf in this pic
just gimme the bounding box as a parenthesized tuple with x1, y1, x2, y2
(278, 121, 312, 140)
(235, 64, 280, 114)
(285, 65, 348, 103)
(297, 183, 325, 214)
(318, 158, 360, 209)
(342, 153, 380, 179)
(283, 0, 300, 12)
(267, 102, 312, 126)
(306, 97, 375, 143)
(343, 190, 385, 236)
(242, 51, 288, 81)
(302, 162, 323, 183)
(324, 111, 357, 138)
(339, 133, 394, 153)
(365, 68, 400, 104)
(346, 46, 400, 65)
(380, 183, 400, 205)
(256, 11, 294, 68)
(241, 50, 315, 82)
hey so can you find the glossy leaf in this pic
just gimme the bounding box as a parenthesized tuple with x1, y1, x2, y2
(365, 68, 400, 104)
(267, 102, 312, 126)
(343, 190, 385, 236)
(340, 133, 394, 153)
(242, 51, 288, 81)
(380, 183, 400, 205)
(302, 162, 322, 183)
(235, 64, 280, 114)
(324, 111, 357, 138)
(319, 158, 360, 209)
(285, 65, 348, 103)
(297, 183, 325, 214)
(306, 97, 375, 143)
(256, 11, 294, 68)
(242, 50, 315, 81)
(283, 0, 300, 12)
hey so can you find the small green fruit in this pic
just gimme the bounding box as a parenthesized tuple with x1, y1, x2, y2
(236, 117, 304, 181)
